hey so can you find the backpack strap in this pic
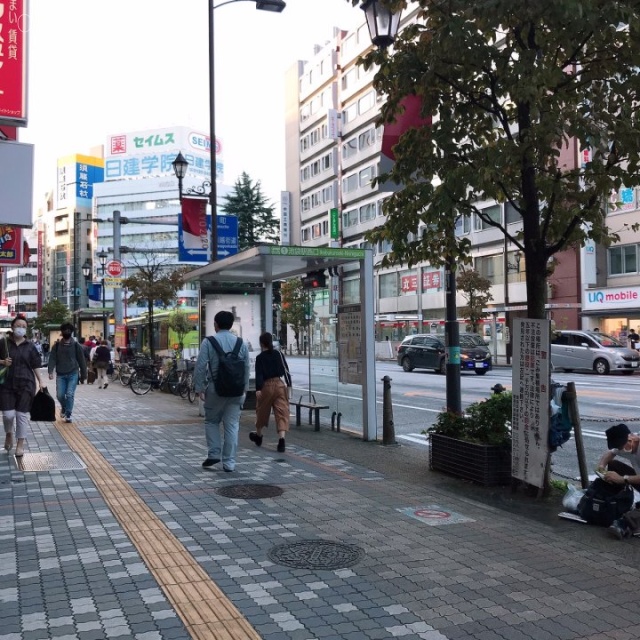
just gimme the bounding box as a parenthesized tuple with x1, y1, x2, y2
(231, 337, 242, 356)
(207, 336, 224, 356)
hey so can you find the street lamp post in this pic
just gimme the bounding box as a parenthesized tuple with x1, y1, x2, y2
(172, 0, 286, 263)
(98, 249, 108, 340)
(359, 1, 461, 414)
(59, 276, 67, 299)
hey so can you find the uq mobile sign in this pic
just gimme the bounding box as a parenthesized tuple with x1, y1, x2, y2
(583, 286, 640, 311)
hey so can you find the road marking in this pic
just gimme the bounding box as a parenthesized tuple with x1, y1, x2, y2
(596, 402, 640, 409)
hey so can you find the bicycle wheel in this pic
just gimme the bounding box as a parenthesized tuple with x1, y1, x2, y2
(187, 376, 197, 404)
(130, 370, 152, 395)
(168, 370, 181, 395)
(178, 372, 190, 399)
(120, 364, 133, 386)
(107, 366, 117, 382)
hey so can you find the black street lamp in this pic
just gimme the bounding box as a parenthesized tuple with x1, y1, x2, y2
(59, 276, 67, 298)
(359, 1, 460, 414)
(98, 249, 108, 340)
(173, 0, 285, 264)
(361, 0, 402, 49)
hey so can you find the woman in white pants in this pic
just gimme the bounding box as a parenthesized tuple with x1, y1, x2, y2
(1, 315, 48, 457)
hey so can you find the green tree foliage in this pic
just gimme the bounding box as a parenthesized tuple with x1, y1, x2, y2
(32, 299, 72, 336)
(457, 269, 493, 333)
(353, 0, 640, 319)
(221, 172, 279, 250)
(164, 308, 192, 355)
(280, 278, 307, 353)
(122, 254, 190, 359)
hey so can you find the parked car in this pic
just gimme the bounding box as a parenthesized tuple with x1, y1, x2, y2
(397, 333, 492, 375)
(550, 330, 640, 375)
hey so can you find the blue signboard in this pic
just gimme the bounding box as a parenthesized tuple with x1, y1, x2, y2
(178, 214, 239, 263)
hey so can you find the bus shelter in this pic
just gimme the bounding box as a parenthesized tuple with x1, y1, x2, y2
(184, 245, 376, 441)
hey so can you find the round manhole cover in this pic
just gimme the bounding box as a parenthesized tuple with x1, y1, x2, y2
(216, 484, 284, 499)
(268, 540, 364, 570)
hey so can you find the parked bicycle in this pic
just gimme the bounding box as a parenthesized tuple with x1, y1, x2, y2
(129, 356, 180, 396)
(107, 361, 134, 386)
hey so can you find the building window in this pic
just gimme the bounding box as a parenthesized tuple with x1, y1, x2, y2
(609, 245, 638, 275)
(474, 254, 501, 285)
(342, 208, 358, 228)
(505, 202, 520, 224)
(359, 202, 376, 222)
(455, 214, 471, 236)
(342, 173, 359, 194)
(474, 204, 501, 231)
(359, 165, 375, 188)
(358, 91, 376, 116)
(322, 185, 333, 202)
(342, 136, 358, 160)
(343, 278, 360, 304)
(379, 272, 398, 298)
(343, 102, 358, 124)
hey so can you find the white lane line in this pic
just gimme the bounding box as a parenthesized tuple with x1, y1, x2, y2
(397, 434, 430, 446)
(595, 402, 640, 409)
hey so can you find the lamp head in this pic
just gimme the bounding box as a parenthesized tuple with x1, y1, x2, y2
(82, 260, 91, 279)
(172, 152, 189, 180)
(97, 249, 108, 267)
(361, 0, 402, 49)
(255, 0, 286, 12)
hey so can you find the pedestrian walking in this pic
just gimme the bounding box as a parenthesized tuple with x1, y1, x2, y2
(250, 332, 292, 453)
(193, 310, 250, 472)
(93, 340, 111, 389)
(1, 315, 49, 457)
(47, 322, 87, 423)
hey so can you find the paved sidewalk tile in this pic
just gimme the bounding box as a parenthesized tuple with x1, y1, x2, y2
(2, 382, 640, 639)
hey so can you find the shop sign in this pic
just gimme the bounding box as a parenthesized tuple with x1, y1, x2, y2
(583, 286, 640, 311)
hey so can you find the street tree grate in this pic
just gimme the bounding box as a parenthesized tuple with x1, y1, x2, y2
(16, 452, 86, 472)
(216, 484, 284, 499)
(268, 540, 364, 570)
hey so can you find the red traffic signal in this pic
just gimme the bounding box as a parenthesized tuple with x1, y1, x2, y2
(301, 269, 327, 290)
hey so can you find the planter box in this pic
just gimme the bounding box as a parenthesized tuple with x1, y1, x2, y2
(429, 433, 512, 486)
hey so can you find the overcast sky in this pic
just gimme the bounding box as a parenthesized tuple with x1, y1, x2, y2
(21, 0, 363, 209)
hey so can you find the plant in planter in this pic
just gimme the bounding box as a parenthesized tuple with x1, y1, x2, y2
(426, 392, 513, 486)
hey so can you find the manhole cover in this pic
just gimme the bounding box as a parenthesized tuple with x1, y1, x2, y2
(268, 540, 364, 570)
(16, 452, 86, 472)
(216, 484, 283, 499)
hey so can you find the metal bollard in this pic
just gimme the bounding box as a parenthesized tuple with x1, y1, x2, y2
(381, 375, 396, 445)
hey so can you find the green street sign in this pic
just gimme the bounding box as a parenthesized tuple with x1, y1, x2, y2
(329, 208, 340, 239)
(268, 246, 365, 259)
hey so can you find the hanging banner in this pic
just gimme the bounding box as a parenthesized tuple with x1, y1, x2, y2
(0, 225, 24, 264)
(179, 197, 209, 262)
(0, 0, 28, 126)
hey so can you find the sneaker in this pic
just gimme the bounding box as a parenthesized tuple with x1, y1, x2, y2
(103, 383, 108, 389)
(609, 519, 631, 540)
(64, 415, 72, 423)
(277, 438, 286, 453)
(202, 458, 220, 468)
(223, 467, 234, 473)
(249, 432, 263, 447)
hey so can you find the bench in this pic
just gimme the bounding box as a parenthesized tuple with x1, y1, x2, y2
(291, 395, 330, 431)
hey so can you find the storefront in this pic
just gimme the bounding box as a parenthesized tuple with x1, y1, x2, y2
(582, 285, 640, 343)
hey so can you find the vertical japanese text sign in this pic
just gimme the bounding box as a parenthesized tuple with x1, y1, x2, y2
(0, 0, 28, 126)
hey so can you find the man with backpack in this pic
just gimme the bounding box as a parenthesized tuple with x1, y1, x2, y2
(193, 310, 250, 472)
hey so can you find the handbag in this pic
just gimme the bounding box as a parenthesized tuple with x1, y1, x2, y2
(30, 388, 56, 422)
(577, 478, 635, 526)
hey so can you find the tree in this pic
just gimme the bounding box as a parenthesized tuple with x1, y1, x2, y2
(353, 0, 640, 320)
(457, 269, 493, 333)
(122, 253, 190, 359)
(164, 308, 192, 356)
(32, 299, 72, 337)
(221, 172, 280, 250)
(280, 278, 308, 354)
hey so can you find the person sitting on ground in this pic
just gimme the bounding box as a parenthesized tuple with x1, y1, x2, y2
(597, 423, 640, 539)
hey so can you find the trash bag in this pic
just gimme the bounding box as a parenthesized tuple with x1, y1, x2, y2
(562, 484, 586, 513)
(30, 388, 56, 422)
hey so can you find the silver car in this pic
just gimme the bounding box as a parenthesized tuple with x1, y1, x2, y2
(550, 330, 640, 375)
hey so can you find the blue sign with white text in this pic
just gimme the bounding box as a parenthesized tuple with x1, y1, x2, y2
(178, 215, 239, 263)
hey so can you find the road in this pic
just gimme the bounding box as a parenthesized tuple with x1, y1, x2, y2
(286, 355, 640, 482)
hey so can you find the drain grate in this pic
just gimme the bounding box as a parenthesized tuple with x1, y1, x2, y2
(268, 540, 364, 570)
(216, 484, 284, 499)
(16, 452, 86, 472)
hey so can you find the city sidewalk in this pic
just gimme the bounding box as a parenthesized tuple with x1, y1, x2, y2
(1, 379, 640, 640)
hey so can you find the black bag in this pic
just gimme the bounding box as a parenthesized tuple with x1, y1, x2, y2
(577, 478, 635, 526)
(30, 388, 56, 422)
(207, 336, 245, 397)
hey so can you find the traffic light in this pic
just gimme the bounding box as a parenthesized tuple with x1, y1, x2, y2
(301, 269, 327, 290)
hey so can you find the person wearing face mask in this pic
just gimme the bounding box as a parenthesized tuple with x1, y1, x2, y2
(47, 322, 87, 423)
(1, 315, 48, 457)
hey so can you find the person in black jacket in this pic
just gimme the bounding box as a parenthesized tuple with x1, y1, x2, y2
(249, 332, 292, 453)
(93, 340, 111, 389)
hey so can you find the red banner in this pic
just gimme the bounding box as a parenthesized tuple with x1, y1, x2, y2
(181, 196, 208, 248)
(0, 0, 28, 126)
(400, 270, 443, 293)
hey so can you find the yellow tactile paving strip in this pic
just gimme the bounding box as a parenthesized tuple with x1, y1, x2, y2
(55, 419, 261, 640)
